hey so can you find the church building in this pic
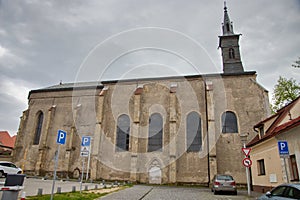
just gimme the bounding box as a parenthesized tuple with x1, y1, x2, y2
(12, 5, 270, 185)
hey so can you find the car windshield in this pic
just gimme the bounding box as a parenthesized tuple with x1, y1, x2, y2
(217, 175, 233, 181)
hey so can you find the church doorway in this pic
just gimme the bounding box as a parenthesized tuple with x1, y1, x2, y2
(148, 165, 162, 184)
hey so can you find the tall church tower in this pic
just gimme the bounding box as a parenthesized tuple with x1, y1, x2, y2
(218, 2, 244, 73)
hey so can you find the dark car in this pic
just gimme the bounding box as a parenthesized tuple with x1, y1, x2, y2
(211, 174, 237, 195)
(257, 183, 300, 200)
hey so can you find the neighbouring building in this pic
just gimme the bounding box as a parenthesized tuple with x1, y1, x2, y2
(0, 131, 16, 159)
(12, 5, 270, 185)
(247, 96, 300, 193)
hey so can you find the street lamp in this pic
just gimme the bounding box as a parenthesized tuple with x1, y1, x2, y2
(240, 132, 251, 196)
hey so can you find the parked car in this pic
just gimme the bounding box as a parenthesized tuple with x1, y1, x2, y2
(257, 183, 300, 200)
(0, 161, 22, 177)
(211, 174, 237, 195)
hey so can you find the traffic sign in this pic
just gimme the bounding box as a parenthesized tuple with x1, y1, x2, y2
(278, 141, 289, 157)
(242, 158, 252, 167)
(56, 130, 67, 145)
(80, 146, 89, 157)
(81, 136, 91, 146)
(242, 148, 251, 156)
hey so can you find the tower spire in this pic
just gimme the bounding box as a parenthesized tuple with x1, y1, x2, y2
(222, 1, 234, 35)
(218, 2, 244, 74)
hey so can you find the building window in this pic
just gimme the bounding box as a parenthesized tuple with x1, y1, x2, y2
(226, 23, 230, 32)
(33, 111, 44, 145)
(186, 112, 202, 152)
(290, 155, 299, 181)
(259, 125, 264, 138)
(221, 111, 238, 133)
(148, 113, 163, 152)
(229, 48, 235, 59)
(257, 159, 266, 175)
(116, 114, 130, 151)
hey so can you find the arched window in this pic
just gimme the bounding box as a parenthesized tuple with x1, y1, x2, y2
(186, 112, 202, 152)
(148, 113, 163, 152)
(229, 48, 235, 59)
(33, 111, 44, 145)
(221, 111, 238, 133)
(116, 114, 130, 151)
(226, 23, 230, 32)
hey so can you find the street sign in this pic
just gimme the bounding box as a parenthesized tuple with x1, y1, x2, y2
(242, 158, 252, 167)
(81, 136, 91, 146)
(56, 130, 67, 145)
(80, 146, 90, 157)
(278, 141, 289, 157)
(242, 148, 251, 156)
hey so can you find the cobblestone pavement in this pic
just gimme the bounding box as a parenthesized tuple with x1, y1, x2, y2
(99, 185, 262, 200)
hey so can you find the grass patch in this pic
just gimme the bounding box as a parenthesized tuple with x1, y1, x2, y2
(26, 185, 133, 200)
(26, 191, 108, 200)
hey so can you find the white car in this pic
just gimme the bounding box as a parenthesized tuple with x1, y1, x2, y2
(0, 161, 22, 177)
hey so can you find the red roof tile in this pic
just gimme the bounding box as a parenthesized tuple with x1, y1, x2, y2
(247, 116, 300, 147)
(0, 131, 16, 148)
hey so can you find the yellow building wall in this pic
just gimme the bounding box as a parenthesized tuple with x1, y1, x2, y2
(251, 138, 285, 189)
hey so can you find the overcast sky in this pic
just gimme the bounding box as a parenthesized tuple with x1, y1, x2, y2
(0, 0, 299, 135)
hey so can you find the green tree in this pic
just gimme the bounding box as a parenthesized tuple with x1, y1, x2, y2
(272, 76, 300, 112)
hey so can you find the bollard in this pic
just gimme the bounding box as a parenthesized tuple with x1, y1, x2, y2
(20, 191, 26, 200)
(72, 186, 76, 192)
(37, 188, 43, 196)
(57, 187, 61, 194)
(84, 185, 88, 191)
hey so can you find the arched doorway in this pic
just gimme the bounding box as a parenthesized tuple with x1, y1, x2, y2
(148, 160, 162, 184)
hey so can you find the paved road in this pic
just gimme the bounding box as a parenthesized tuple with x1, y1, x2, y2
(99, 185, 262, 200)
(0, 177, 263, 199)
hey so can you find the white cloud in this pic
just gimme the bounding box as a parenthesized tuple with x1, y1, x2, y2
(0, 45, 7, 57)
(0, 0, 299, 135)
(0, 78, 33, 105)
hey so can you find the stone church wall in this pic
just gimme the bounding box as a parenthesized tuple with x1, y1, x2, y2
(13, 73, 269, 184)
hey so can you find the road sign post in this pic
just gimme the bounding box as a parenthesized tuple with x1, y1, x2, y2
(51, 130, 67, 200)
(241, 145, 251, 196)
(80, 136, 91, 193)
(278, 141, 290, 183)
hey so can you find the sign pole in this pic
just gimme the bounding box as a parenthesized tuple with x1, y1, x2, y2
(284, 157, 290, 183)
(278, 141, 290, 183)
(243, 143, 251, 196)
(80, 158, 85, 193)
(51, 130, 67, 200)
(86, 141, 91, 181)
(50, 144, 60, 200)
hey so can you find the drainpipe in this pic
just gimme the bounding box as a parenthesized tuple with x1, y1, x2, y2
(204, 80, 210, 187)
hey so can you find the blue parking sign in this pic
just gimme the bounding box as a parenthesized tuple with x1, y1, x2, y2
(57, 130, 67, 145)
(81, 136, 91, 146)
(278, 141, 289, 157)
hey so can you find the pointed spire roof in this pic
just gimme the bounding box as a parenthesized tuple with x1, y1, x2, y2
(222, 1, 234, 35)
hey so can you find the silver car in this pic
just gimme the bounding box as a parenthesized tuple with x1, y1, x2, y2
(211, 174, 237, 195)
(0, 161, 22, 177)
(257, 183, 300, 200)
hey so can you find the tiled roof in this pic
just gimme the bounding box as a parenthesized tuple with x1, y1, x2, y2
(248, 95, 300, 147)
(0, 131, 16, 148)
(247, 116, 300, 147)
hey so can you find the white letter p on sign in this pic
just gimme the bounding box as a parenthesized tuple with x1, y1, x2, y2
(280, 142, 286, 150)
